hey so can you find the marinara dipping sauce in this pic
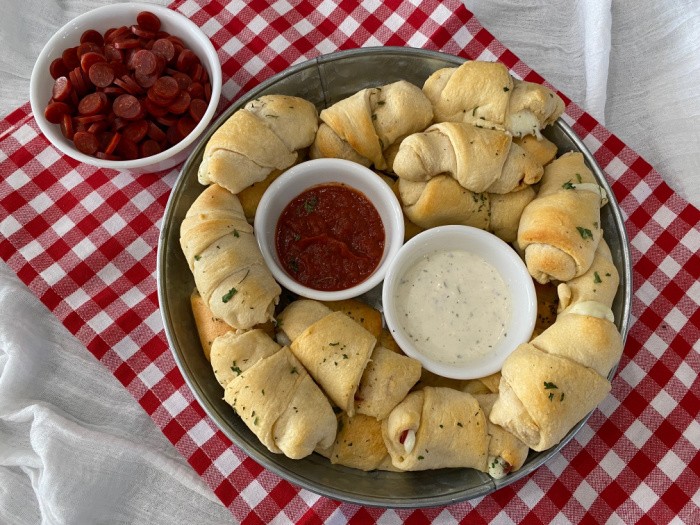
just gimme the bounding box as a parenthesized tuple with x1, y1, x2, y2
(275, 183, 385, 291)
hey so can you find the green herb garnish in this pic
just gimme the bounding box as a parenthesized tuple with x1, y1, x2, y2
(562, 181, 575, 190)
(594, 271, 602, 284)
(576, 227, 593, 240)
(231, 362, 242, 375)
(544, 381, 558, 390)
(303, 196, 318, 214)
(222, 288, 237, 303)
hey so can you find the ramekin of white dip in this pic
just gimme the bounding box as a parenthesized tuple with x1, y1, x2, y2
(382, 225, 537, 380)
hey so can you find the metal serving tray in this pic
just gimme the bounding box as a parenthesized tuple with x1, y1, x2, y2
(157, 47, 632, 507)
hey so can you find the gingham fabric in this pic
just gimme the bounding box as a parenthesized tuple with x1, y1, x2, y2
(1, 0, 698, 522)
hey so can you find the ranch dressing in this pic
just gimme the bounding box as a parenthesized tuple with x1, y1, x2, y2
(394, 249, 512, 366)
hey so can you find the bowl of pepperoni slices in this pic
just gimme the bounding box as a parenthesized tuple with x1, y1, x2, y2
(29, 3, 221, 174)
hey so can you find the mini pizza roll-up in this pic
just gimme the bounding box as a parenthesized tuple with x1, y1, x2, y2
(382, 387, 490, 471)
(393, 122, 543, 194)
(219, 332, 337, 460)
(422, 61, 564, 139)
(279, 300, 421, 418)
(517, 151, 608, 284)
(198, 95, 318, 194)
(310, 80, 433, 170)
(210, 329, 280, 388)
(180, 184, 281, 330)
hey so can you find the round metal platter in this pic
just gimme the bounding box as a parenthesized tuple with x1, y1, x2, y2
(157, 47, 633, 508)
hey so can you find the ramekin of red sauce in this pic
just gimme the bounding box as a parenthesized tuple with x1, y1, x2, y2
(254, 159, 405, 301)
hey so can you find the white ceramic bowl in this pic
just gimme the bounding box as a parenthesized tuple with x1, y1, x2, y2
(29, 3, 221, 173)
(254, 158, 405, 301)
(382, 225, 537, 379)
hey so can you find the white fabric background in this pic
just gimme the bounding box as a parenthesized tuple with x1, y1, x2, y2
(1, 1, 698, 523)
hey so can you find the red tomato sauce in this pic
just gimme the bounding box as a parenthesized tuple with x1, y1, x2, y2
(275, 183, 385, 291)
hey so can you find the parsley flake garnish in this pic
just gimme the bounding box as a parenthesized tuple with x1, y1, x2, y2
(222, 288, 237, 303)
(562, 181, 575, 190)
(544, 381, 558, 390)
(576, 226, 593, 240)
(594, 271, 602, 284)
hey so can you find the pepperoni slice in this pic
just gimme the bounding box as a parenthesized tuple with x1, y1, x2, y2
(176, 49, 198, 74)
(73, 131, 99, 155)
(50, 58, 69, 80)
(152, 76, 179, 100)
(167, 91, 191, 115)
(113, 38, 141, 50)
(187, 81, 204, 100)
(131, 25, 156, 39)
(87, 121, 108, 134)
(116, 136, 139, 160)
(103, 44, 122, 62)
(88, 62, 115, 88)
(122, 119, 148, 143)
(171, 71, 192, 92)
(146, 121, 167, 142)
(133, 49, 157, 76)
(140, 139, 161, 158)
(69, 67, 86, 95)
(113, 94, 143, 120)
(136, 11, 161, 33)
(60, 114, 74, 139)
(44, 101, 72, 124)
(176, 115, 197, 139)
(134, 70, 158, 88)
(52, 77, 72, 102)
(151, 38, 175, 62)
(80, 51, 105, 73)
(104, 131, 122, 155)
(105, 26, 130, 44)
(142, 96, 169, 117)
(80, 29, 104, 46)
(62, 47, 80, 70)
(78, 92, 108, 116)
(77, 42, 102, 58)
(191, 63, 203, 83)
(188, 98, 207, 122)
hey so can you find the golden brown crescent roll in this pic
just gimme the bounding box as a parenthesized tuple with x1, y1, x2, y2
(422, 61, 564, 138)
(310, 80, 433, 169)
(393, 123, 543, 194)
(354, 345, 422, 420)
(382, 387, 490, 471)
(190, 288, 234, 361)
(290, 310, 376, 416)
(224, 345, 337, 460)
(275, 299, 332, 346)
(557, 238, 620, 313)
(397, 176, 535, 242)
(318, 413, 398, 472)
(210, 329, 281, 388)
(180, 184, 281, 330)
(513, 135, 558, 166)
(473, 393, 529, 479)
(490, 307, 623, 452)
(517, 152, 607, 283)
(198, 95, 318, 194)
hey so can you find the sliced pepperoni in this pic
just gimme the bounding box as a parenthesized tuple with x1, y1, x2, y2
(104, 131, 121, 155)
(167, 91, 191, 115)
(131, 25, 156, 39)
(50, 58, 69, 80)
(176, 115, 197, 139)
(171, 71, 192, 92)
(80, 51, 106, 73)
(60, 114, 74, 139)
(146, 121, 167, 142)
(113, 38, 141, 50)
(73, 131, 99, 155)
(134, 70, 158, 88)
(188, 98, 207, 122)
(176, 48, 198, 74)
(113, 94, 143, 120)
(88, 62, 115, 88)
(74, 114, 107, 124)
(191, 63, 203, 84)
(69, 67, 86, 95)
(156, 114, 178, 128)
(96, 151, 122, 161)
(151, 38, 175, 62)
(103, 44, 122, 62)
(62, 47, 80, 70)
(52, 77, 72, 102)
(87, 120, 108, 134)
(122, 119, 148, 143)
(78, 92, 108, 116)
(152, 75, 179, 101)
(120, 74, 143, 95)
(143, 96, 169, 117)
(133, 49, 157, 76)
(45, 101, 72, 124)
(80, 29, 104, 46)
(140, 139, 161, 158)
(166, 124, 182, 145)
(105, 26, 130, 44)
(204, 82, 212, 102)
(77, 42, 102, 58)
(136, 11, 161, 33)
(187, 82, 204, 100)
(116, 136, 139, 160)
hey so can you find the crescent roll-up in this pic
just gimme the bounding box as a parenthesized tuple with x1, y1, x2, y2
(517, 151, 607, 284)
(212, 330, 336, 459)
(397, 175, 535, 242)
(310, 80, 433, 170)
(198, 95, 318, 194)
(382, 387, 490, 471)
(422, 61, 564, 138)
(279, 299, 421, 418)
(393, 123, 544, 194)
(180, 184, 281, 330)
(489, 306, 623, 452)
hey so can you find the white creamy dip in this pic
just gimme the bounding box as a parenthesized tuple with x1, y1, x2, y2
(394, 249, 512, 366)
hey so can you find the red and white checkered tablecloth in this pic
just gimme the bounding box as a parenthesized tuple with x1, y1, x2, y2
(1, 0, 698, 522)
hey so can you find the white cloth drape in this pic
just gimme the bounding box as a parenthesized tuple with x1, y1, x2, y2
(2, 1, 699, 523)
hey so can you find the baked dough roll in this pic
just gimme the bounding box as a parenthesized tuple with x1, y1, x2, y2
(275, 299, 332, 346)
(490, 307, 623, 451)
(382, 387, 490, 471)
(473, 393, 529, 479)
(397, 176, 535, 242)
(422, 61, 564, 138)
(180, 184, 281, 330)
(198, 95, 318, 194)
(393, 123, 543, 194)
(557, 238, 620, 313)
(513, 135, 558, 167)
(517, 152, 606, 283)
(354, 345, 422, 420)
(224, 345, 337, 459)
(290, 310, 376, 416)
(190, 288, 234, 361)
(318, 413, 398, 472)
(210, 329, 281, 388)
(310, 80, 433, 170)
